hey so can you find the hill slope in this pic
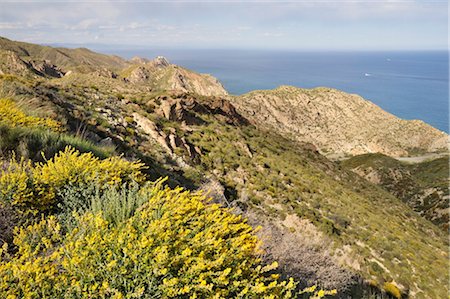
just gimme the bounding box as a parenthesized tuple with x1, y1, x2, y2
(0, 36, 128, 73)
(0, 36, 227, 96)
(231, 86, 447, 157)
(0, 38, 448, 298)
(341, 153, 449, 230)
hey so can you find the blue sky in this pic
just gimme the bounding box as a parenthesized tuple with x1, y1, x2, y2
(0, 1, 447, 50)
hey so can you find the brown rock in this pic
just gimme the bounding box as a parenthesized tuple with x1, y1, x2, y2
(30, 59, 65, 78)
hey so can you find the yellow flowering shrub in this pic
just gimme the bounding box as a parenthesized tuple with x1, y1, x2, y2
(0, 157, 34, 206)
(0, 98, 61, 131)
(0, 184, 331, 298)
(0, 146, 146, 210)
(383, 282, 402, 299)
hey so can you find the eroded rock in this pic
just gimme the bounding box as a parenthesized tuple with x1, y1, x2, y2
(29, 60, 65, 78)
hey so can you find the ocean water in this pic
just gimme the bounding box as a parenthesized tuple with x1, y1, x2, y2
(109, 49, 449, 133)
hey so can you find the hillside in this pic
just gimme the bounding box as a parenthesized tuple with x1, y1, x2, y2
(231, 86, 447, 157)
(341, 153, 449, 231)
(0, 36, 226, 96)
(0, 36, 128, 73)
(0, 38, 448, 299)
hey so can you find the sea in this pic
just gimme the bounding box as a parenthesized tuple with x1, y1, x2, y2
(107, 49, 449, 133)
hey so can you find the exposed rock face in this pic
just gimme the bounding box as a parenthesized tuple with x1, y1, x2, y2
(198, 178, 228, 205)
(133, 93, 246, 162)
(132, 112, 200, 162)
(204, 97, 248, 125)
(165, 67, 228, 96)
(231, 86, 448, 157)
(0, 51, 66, 78)
(92, 67, 118, 79)
(127, 66, 150, 83)
(0, 36, 226, 97)
(150, 56, 170, 68)
(155, 92, 248, 126)
(0, 51, 28, 74)
(132, 112, 172, 153)
(0, 36, 130, 73)
(29, 60, 65, 78)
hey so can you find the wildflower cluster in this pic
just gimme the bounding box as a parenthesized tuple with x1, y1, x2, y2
(0, 185, 301, 298)
(0, 147, 334, 298)
(0, 146, 145, 210)
(0, 98, 61, 131)
(383, 282, 402, 299)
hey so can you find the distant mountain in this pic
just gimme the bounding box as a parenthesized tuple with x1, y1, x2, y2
(231, 86, 447, 157)
(0, 36, 227, 96)
(0, 36, 127, 73)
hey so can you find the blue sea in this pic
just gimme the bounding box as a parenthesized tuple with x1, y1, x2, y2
(108, 49, 449, 133)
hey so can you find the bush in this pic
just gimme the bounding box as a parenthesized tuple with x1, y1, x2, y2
(0, 185, 310, 298)
(57, 178, 166, 227)
(0, 98, 61, 131)
(0, 147, 145, 211)
(383, 282, 402, 299)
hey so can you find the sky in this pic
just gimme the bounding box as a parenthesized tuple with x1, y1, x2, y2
(0, 0, 448, 51)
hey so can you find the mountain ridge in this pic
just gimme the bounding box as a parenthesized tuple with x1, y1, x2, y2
(0, 36, 227, 96)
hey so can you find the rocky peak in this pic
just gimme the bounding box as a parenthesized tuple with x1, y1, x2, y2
(150, 56, 170, 68)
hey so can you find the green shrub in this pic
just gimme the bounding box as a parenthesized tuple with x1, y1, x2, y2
(57, 178, 167, 227)
(0, 123, 115, 161)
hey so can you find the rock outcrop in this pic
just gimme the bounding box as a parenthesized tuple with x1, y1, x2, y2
(29, 60, 65, 78)
(126, 66, 151, 83)
(92, 67, 118, 79)
(0, 36, 227, 97)
(167, 67, 228, 96)
(0, 50, 29, 76)
(132, 112, 201, 162)
(150, 56, 170, 68)
(154, 92, 248, 126)
(231, 86, 448, 157)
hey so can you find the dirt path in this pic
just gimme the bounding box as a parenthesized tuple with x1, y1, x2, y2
(330, 152, 448, 164)
(394, 152, 448, 164)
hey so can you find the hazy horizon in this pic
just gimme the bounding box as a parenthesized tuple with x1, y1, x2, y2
(0, 1, 448, 51)
(1, 36, 449, 55)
